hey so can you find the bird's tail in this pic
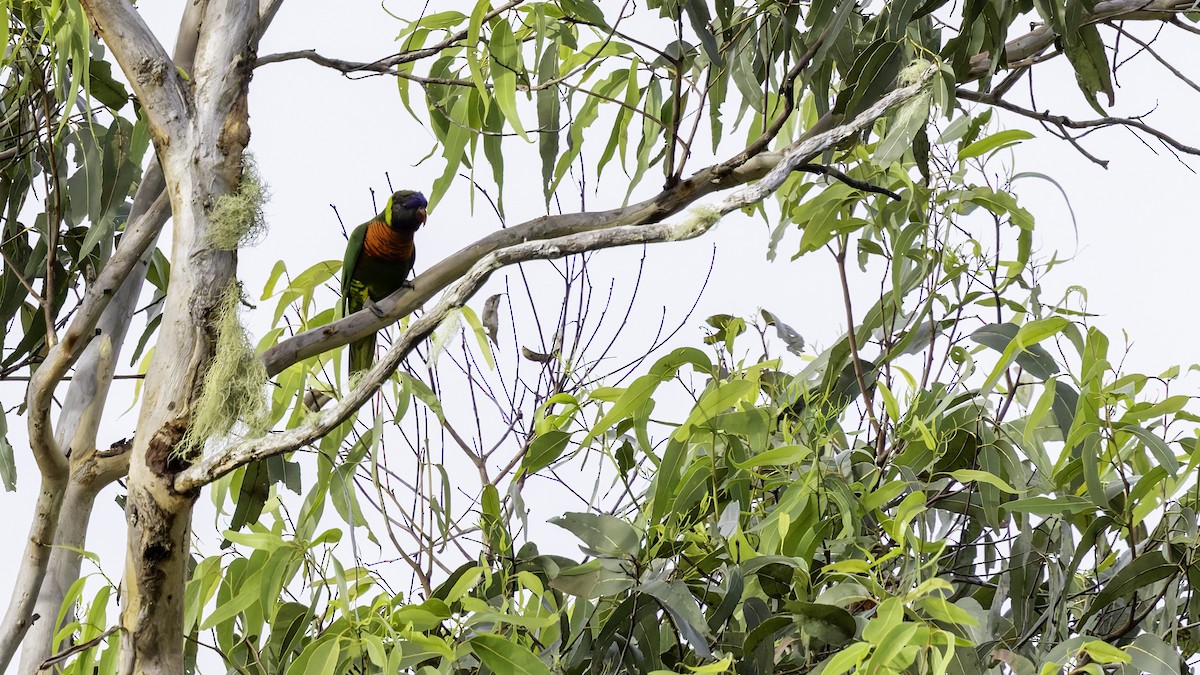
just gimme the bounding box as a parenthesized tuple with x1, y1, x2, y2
(348, 332, 377, 378)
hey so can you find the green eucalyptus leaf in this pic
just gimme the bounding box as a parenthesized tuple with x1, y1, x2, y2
(550, 512, 641, 556)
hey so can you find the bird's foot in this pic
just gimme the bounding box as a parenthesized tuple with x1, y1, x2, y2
(365, 299, 387, 318)
(401, 279, 415, 290)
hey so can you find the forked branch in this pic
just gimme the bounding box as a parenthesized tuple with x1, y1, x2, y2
(177, 66, 938, 491)
(957, 88, 1200, 160)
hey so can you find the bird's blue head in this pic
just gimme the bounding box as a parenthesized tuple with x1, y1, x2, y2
(385, 189, 428, 230)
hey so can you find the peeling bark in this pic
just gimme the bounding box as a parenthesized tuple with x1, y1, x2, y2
(116, 487, 194, 675)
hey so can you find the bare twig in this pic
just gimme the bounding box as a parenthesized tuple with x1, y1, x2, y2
(833, 243, 886, 461)
(957, 88, 1200, 161)
(39, 626, 119, 669)
(1107, 23, 1200, 94)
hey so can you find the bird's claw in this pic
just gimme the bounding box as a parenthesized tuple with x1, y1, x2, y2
(365, 299, 387, 318)
(401, 279, 415, 290)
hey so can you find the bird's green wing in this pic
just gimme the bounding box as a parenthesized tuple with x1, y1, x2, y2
(342, 222, 369, 315)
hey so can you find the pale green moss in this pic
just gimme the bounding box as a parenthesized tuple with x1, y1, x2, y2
(898, 59, 933, 86)
(209, 158, 269, 250)
(177, 281, 269, 456)
(674, 204, 723, 239)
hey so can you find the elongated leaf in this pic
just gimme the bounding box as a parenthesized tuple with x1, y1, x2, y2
(1121, 634, 1185, 675)
(792, 602, 856, 646)
(288, 637, 341, 675)
(1122, 424, 1180, 476)
(0, 403, 13, 491)
(560, 0, 608, 27)
(429, 93, 473, 210)
(683, 0, 721, 65)
(820, 641, 871, 675)
(489, 20, 528, 141)
(958, 129, 1035, 161)
(200, 574, 260, 631)
(640, 579, 712, 658)
(674, 379, 757, 441)
(523, 430, 572, 473)
(465, 0, 490, 96)
(834, 39, 903, 117)
(1079, 551, 1177, 622)
(875, 92, 931, 166)
(949, 469, 1019, 494)
(1062, 23, 1114, 114)
(550, 512, 641, 556)
(734, 444, 811, 469)
(1004, 495, 1095, 515)
(978, 318, 1069, 394)
(471, 634, 552, 675)
(581, 373, 661, 447)
(536, 46, 560, 204)
(550, 558, 635, 598)
(1024, 376, 1058, 444)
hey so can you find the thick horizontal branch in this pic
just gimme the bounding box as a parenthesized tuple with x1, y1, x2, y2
(967, 0, 1197, 79)
(258, 69, 952, 378)
(258, 3, 1198, 380)
(256, 49, 473, 86)
(261, 154, 781, 376)
(181, 222, 714, 491)
(256, 0, 1200, 381)
(180, 66, 937, 491)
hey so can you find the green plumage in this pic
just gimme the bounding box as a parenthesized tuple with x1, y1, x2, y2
(341, 189, 428, 376)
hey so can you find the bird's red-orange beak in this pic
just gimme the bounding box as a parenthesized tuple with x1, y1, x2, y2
(418, 207, 427, 225)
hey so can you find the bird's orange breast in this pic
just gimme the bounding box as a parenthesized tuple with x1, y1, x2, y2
(363, 220, 415, 260)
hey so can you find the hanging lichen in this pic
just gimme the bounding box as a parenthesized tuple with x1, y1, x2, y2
(177, 281, 269, 457)
(208, 156, 269, 250)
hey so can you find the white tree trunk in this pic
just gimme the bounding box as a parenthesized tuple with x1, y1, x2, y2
(16, 166, 169, 675)
(69, 1, 260, 672)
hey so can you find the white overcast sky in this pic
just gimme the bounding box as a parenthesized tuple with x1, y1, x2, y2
(2, 0, 1197, 650)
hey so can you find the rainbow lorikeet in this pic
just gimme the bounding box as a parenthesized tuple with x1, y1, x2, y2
(341, 189, 428, 375)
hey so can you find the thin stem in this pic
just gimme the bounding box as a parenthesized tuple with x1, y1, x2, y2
(833, 240, 886, 462)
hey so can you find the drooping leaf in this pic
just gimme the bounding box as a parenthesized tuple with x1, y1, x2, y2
(471, 634, 552, 675)
(958, 129, 1035, 161)
(550, 512, 642, 556)
(1062, 24, 1114, 115)
(1079, 551, 1178, 622)
(0, 403, 14, 491)
(489, 20, 528, 142)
